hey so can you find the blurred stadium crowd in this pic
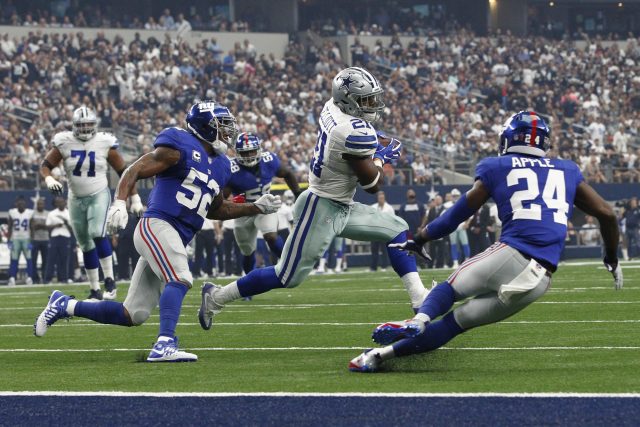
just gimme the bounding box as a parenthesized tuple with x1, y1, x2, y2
(1, 24, 639, 190)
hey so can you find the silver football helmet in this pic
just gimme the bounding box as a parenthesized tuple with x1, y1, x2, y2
(332, 67, 384, 122)
(72, 106, 98, 141)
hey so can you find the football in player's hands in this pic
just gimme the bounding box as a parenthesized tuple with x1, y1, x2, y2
(376, 130, 392, 147)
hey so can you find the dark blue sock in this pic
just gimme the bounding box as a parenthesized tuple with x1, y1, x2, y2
(75, 301, 131, 326)
(267, 236, 284, 258)
(393, 312, 464, 357)
(93, 237, 113, 258)
(418, 281, 455, 319)
(83, 248, 100, 270)
(158, 281, 188, 338)
(237, 266, 284, 297)
(8, 259, 18, 277)
(387, 231, 418, 277)
(462, 244, 471, 259)
(451, 244, 459, 263)
(26, 259, 33, 278)
(242, 253, 256, 274)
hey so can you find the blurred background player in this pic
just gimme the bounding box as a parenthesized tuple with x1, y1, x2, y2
(40, 106, 144, 300)
(199, 67, 429, 331)
(30, 198, 49, 283)
(43, 197, 72, 284)
(7, 196, 33, 286)
(34, 101, 281, 363)
(369, 191, 394, 271)
(276, 190, 295, 243)
(225, 132, 301, 275)
(350, 111, 623, 372)
(444, 188, 471, 268)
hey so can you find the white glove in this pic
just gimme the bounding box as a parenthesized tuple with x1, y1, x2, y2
(129, 194, 144, 216)
(45, 176, 63, 195)
(106, 199, 129, 235)
(254, 194, 282, 214)
(604, 258, 623, 290)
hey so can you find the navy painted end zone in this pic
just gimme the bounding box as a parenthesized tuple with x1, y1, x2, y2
(1, 396, 640, 426)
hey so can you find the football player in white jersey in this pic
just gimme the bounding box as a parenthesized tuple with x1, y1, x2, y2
(40, 106, 143, 300)
(7, 197, 34, 286)
(199, 67, 430, 331)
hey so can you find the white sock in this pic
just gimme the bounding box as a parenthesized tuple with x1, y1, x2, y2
(318, 258, 327, 270)
(66, 299, 78, 316)
(372, 345, 395, 361)
(99, 256, 114, 280)
(157, 335, 172, 342)
(622, 248, 629, 261)
(218, 281, 242, 304)
(401, 272, 427, 308)
(336, 258, 343, 270)
(87, 268, 100, 290)
(414, 313, 431, 324)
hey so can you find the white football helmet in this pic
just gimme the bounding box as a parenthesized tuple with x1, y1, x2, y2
(332, 67, 385, 122)
(72, 106, 98, 141)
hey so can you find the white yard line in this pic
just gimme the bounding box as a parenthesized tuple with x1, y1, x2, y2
(0, 391, 639, 398)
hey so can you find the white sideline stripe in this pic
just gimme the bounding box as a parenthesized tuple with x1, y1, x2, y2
(0, 391, 639, 398)
(1, 346, 639, 353)
(4, 319, 640, 328)
(3, 300, 640, 311)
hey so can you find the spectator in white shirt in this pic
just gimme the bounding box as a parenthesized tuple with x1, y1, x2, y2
(44, 197, 72, 283)
(369, 191, 395, 271)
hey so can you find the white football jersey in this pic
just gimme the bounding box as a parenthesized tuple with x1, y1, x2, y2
(308, 100, 378, 204)
(8, 208, 33, 240)
(53, 131, 119, 197)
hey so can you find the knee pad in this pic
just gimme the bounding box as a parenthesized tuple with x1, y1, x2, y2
(129, 309, 150, 326)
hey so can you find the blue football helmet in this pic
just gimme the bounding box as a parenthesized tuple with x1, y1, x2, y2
(499, 111, 551, 157)
(186, 101, 238, 155)
(235, 132, 262, 167)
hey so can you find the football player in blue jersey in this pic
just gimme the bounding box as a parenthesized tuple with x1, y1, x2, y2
(33, 101, 281, 362)
(226, 132, 301, 275)
(349, 111, 623, 372)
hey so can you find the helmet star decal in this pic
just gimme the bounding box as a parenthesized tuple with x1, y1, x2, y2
(339, 75, 356, 90)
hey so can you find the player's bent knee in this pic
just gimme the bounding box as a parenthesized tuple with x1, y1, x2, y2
(127, 309, 150, 326)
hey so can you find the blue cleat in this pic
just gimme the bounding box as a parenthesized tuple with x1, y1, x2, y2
(198, 282, 224, 330)
(348, 349, 382, 373)
(146, 336, 197, 362)
(372, 319, 426, 345)
(33, 290, 74, 337)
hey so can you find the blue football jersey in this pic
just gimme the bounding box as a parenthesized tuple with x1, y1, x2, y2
(227, 151, 281, 202)
(475, 154, 584, 267)
(144, 127, 231, 244)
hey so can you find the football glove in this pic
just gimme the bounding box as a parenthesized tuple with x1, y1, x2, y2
(129, 194, 144, 216)
(388, 240, 432, 263)
(254, 194, 282, 214)
(603, 257, 623, 290)
(106, 199, 129, 235)
(373, 139, 402, 165)
(45, 176, 63, 195)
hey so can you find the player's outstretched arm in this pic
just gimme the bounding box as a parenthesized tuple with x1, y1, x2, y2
(108, 148, 143, 214)
(574, 181, 622, 289)
(40, 148, 64, 194)
(207, 193, 281, 220)
(419, 179, 490, 243)
(276, 165, 302, 198)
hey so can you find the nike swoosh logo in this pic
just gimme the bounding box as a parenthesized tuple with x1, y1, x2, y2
(356, 131, 368, 135)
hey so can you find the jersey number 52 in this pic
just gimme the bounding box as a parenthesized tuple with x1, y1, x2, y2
(176, 168, 220, 219)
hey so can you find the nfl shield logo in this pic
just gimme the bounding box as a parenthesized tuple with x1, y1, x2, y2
(192, 150, 201, 162)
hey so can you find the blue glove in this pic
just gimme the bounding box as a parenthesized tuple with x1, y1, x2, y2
(373, 139, 402, 165)
(388, 240, 432, 262)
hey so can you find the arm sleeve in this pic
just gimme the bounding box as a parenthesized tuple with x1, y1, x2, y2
(474, 158, 493, 189)
(270, 152, 281, 172)
(426, 194, 478, 241)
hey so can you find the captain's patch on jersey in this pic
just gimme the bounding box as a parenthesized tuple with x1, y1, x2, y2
(192, 150, 201, 162)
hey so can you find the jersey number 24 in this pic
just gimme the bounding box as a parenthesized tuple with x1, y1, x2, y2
(507, 168, 569, 225)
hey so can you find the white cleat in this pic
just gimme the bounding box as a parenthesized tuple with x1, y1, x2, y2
(146, 337, 197, 362)
(7, 277, 15, 287)
(349, 349, 382, 373)
(198, 282, 225, 330)
(25, 277, 33, 286)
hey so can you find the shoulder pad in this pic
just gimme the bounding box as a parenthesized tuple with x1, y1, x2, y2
(52, 131, 74, 148)
(337, 123, 378, 156)
(96, 132, 119, 149)
(154, 127, 190, 150)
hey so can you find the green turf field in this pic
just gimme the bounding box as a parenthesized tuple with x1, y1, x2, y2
(1, 261, 638, 393)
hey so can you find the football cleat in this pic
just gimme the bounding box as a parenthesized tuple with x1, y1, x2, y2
(25, 277, 33, 286)
(349, 349, 382, 373)
(372, 319, 426, 345)
(198, 282, 225, 330)
(103, 278, 117, 300)
(85, 289, 103, 301)
(7, 277, 15, 287)
(146, 336, 197, 363)
(34, 290, 74, 337)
